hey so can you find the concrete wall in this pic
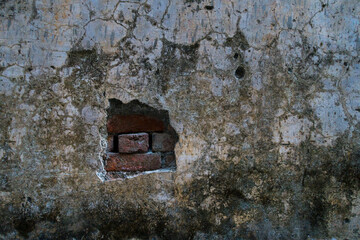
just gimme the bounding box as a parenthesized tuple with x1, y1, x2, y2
(0, 0, 359, 239)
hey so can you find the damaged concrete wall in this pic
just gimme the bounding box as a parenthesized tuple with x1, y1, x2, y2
(0, 0, 359, 239)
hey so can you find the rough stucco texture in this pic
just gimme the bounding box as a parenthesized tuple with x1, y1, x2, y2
(1, 0, 360, 239)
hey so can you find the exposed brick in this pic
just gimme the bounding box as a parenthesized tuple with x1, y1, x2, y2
(118, 133, 149, 153)
(107, 135, 114, 152)
(107, 114, 165, 134)
(163, 153, 176, 168)
(152, 133, 176, 152)
(104, 153, 161, 172)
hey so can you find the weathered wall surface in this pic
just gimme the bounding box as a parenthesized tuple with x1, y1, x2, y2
(1, 0, 360, 239)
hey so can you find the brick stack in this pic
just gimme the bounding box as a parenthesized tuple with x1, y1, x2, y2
(105, 114, 177, 172)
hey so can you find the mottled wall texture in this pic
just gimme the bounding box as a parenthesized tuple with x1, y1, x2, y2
(1, 0, 359, 239)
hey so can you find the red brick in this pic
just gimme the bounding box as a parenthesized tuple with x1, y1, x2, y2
(107, 135, 114, 152)
(104, 153, 161, 172)
(152, 133, 176, 152)
(163, 153, 176, 168)
(107, 114, 165, 134)
(118, 133, 149, 153)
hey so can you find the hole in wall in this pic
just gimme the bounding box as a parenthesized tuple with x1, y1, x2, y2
(102, 99, 178, 180)
(235, 66, 246, 79)
(204, 5, 214, 10)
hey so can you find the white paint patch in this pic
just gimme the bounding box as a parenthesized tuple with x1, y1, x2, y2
(18, 104, 35, 111)
(224, 123, 241, 136)
(0, 77, 14, 96)
(273, 115, 312, 145)
(310, 92, 349, 145)
(9, 127, 27, 148)
(2, 65, 24, 78)
(81, 20, 127, 53)
(81, 106, 102, 124)
(210, 77, 223, 96)
(153, 191, 172, 203)
(345, 93, 360, 121)
(64, 145, 75, 155)
(0, 149, 4, 160)
(65, 103, 79, 116)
